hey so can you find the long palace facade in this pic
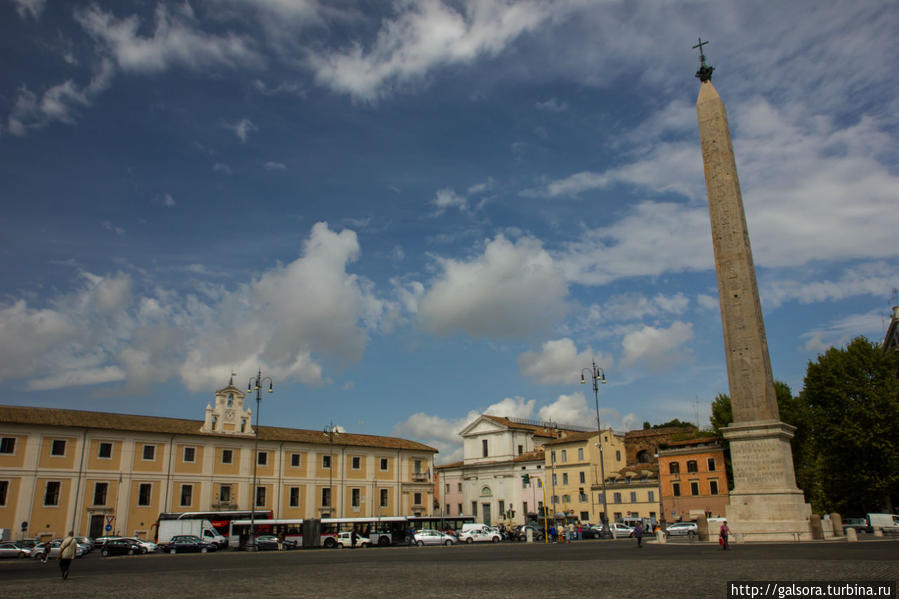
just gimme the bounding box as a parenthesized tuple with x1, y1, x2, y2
(0, 381, 436, 540)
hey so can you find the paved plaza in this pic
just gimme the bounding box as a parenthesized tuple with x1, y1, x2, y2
(3, 539, 896, 599)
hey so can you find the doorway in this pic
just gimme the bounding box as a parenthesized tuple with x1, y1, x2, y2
(482, 503, 491, 526)
(89, 514, 104, 539)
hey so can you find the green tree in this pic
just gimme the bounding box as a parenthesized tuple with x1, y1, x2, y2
(801, 337, 899, 514)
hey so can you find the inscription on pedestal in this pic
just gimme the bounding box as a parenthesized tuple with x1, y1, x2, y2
(730, 437, 790, 488)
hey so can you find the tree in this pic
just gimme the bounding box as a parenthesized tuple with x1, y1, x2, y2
(801, 336, 899, 514)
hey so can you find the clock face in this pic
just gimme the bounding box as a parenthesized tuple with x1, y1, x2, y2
(224, 409, 235, 421)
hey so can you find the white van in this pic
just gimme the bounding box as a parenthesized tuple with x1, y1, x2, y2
(867, 513, 899, 533)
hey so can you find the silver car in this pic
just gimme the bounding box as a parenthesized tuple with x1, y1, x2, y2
(665, 522, 698, 537)
(0, 542, 29, 558)
(413, 529, 457, 546)
(29, 540, 86, 559)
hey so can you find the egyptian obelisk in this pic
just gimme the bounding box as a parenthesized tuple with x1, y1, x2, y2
(694, 39, 811, 541)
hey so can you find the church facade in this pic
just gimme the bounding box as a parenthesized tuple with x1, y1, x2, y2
(0, 382, 436, 541)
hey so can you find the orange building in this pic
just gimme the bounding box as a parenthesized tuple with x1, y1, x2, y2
(658, 437, 728, 522)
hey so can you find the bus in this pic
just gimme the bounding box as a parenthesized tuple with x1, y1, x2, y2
(156, 510, 272, 541)
(228, 516, 430, 549)
(406, 515, 474, 535)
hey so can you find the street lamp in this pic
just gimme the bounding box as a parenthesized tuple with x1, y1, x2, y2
(247, 368, 273, 550)
(580, 360, 608, 533)
(324, 421, 337, 517)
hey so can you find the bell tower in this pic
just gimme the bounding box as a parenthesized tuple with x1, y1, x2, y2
(202, 373, 254, 435)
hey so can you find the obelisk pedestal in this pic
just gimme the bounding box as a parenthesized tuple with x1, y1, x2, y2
(695, 46, 811, 541)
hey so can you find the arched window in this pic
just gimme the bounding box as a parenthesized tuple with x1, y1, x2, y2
(636, 449, 651, 463)
(480, 486, 492, 497)
(686, 460, 698, 473)
(227, 393, 233, 407)
(669, 462, 680, 474)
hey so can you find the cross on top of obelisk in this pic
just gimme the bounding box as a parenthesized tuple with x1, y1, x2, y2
(693, 37, 715, 82)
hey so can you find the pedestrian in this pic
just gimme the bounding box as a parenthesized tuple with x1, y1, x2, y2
(549, 525, 556, 543)
(38, 541, 50, 564)
(634, 522, 643, 548)
(577, 524, 583, 541)
(351, 529, 358, 549)
(719, 521, 730, 550)
(58, 531, 77, 580)
(277, 530, 284, 552)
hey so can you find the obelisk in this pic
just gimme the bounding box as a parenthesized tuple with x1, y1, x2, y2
(694, 39, 811, 541)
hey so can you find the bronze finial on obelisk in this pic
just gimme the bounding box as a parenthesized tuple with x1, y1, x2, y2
(694, 40, 811, 540)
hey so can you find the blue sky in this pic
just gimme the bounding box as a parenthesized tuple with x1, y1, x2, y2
(2, 0, 897, 463)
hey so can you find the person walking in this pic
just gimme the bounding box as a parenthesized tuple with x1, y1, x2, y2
(58, 531, 77, 580)
(277, 530, 285, 552)
(719, 521, 730, 550)
(549, 525, 556, 543)
(634, 522, 644, 548)
(39, 542, 50, 564)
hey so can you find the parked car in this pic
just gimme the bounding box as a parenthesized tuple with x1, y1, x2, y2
(513, 524, 545, 541)
(75, 536, 96, 551)
(842, 517, 871, 534)
(665, 522, 698, 537)
(255, 535, 298, 550)
(119, 537, 158, 553)
(100, 538, 144, 557)
(335, 531, 370, 548)
(413, 529, 457, 546)
(30, 540, 86, 559)
(164, 535, 218, 554)
(0, 542, 30, 558)
(608, 523, 634, 538)
(458, 526, 501, 543)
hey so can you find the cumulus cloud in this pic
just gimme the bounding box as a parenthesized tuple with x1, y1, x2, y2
(163, 193, 176, 207)
(518, 338, 612, 385)
(599, 292, 690, 323)
(620, 321, 694, 373)
(535, 97, 567, 112)
(800, 309, 887, 353)
(537, 391, 591, 425)
(418, 234, 569, 339)
(762, 263, 898, 309)
(12, 0, 45, 20)
(264, 161, 287, 171)
(226, 118, 258, 142)
(308, 0, 560, 101)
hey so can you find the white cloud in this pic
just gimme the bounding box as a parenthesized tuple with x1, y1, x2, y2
(762, 262, 898, 309)
(518, 338, 612, 385)
(225, 118, 257, 143)
(75, 4, 261, 74)
(537, 391, 591, 425)
(264, 161, 287, 171)
(600, 292, 690, 323)
(101, 221, 125, 237)
(213, 163, 232, 174)
(12, 0, 45, 20)
(535, 97, 567, 112)
(800, 309, 887, 354)
(696, 294, 719, 311)
(431, 188, 468, 214)
(620, 321, 694, 373)
(163, 193, 176, 207)
(308, 0, 560, 101)
(418, 234, 569, 339)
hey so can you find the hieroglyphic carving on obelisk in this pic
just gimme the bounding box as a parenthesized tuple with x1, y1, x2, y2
(694, 39, 811, 540)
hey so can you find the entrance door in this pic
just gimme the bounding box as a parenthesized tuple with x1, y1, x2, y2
(482, 503, 491, 526)
(89, 514, 104, 539)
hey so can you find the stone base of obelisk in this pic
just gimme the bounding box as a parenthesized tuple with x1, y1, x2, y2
(723, 420, 812, 542)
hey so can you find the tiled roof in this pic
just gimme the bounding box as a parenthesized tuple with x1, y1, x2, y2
(480, 415, 578, 439)
(541, 430, 597, 445)
(0, 405, 436, 453)
(663, 436, 719, 448)
(624, 427, 696, 438)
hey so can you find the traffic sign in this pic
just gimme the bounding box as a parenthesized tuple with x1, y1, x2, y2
(105, 515, 115, 524)
(105, 524, 112, 532)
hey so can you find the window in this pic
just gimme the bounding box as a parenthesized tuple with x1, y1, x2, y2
(321, 488, 331, 507)
(457, 483, 462, 492)
(615, 450, 621, 461)
(414, 459, 422, 474)
(257, 451, 268, 466)
(552, 474, 557, 485)
(613, 492, 621, 504)
(562, 473, 568, 485)
(379, 457, 389, 470)
(219, 485, 231, 503)
(221, 449, 233, 464)
(471, 501, 477, 517)
(648, 490, 655, 502)
(482, 439, 488, 457)
(180, 484, 192, 506)
(458, 503, 463, 515)
(446, 504, 450, 514)
(44, 481, 61, 506)
(138, 483, 152, 506)
(0, 480, 7, 505)
(561, 450, 567, 462)
(291, 453, 301, 468)
(708, 458, 716, 472)
(98, 442, 112, 459)
(551, 495, 558, 505)
(0, 437, 15, 454)
(669, 462, 680, 474)
(51, 440, 66, 456)
(518, 445, 523, 455)
(630, 491, 637, 503)
(581, 511, 590, 521)
(351, 488, 361, 508)
(183, 447, 196, 463)
(227, 393, 233, 407)
(289, 487, 300, 507)
(351, 456, 361, 470)
(686, 460, 698, 473)
(579, 471, 586, 484)
(142, 444, 155, 461)
(709, 480, 719, 495)
(672, 483, 681, 497)
(93, 482, 108, 506)
(690, 481, 700, 496)
(577, 448, 584, 461)
(523, 501, 528, 515)
(255, 486, 266, 507)
(322, 455, 331, 469)
(413, 492, 422, 505)
(498, 500, 505, 515)
(551, 451, 556, 464)
(380, 489, 389, 508)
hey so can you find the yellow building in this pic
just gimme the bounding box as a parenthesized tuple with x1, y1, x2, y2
(0, 381, 436, 541)
(605, 463, 661, 524)
(542, 427, 625, 523)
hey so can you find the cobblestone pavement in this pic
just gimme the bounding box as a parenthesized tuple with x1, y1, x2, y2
(3, 539, 896, 598)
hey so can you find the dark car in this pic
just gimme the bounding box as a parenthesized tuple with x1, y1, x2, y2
(842, 517, 872, 534)
(254, 535, 297, 550)
(513, 524, 545, 541)
(100, 538, 144, 557)
(164, 535, 218, 554)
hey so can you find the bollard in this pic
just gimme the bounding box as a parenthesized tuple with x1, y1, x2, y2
(873, 527, 883, 537)
(846, 527, 858, 542)
(526, 528, 533, 543)
(830, 513, 843, 537)
(656, 530, 666, 544)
